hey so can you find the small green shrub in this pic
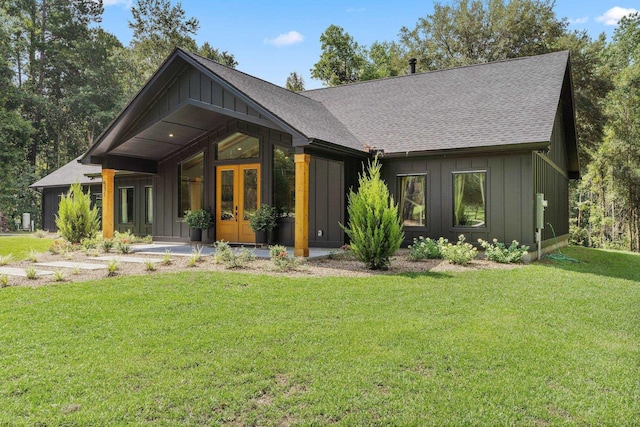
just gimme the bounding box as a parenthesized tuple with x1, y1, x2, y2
(441, 234, 478, 265)
(116, 241, 131, 254)
(269, 245, 305, 271)
(49, 239, 73, 255)
(27, 248, 39, 263)
(342, 157, 404, 270)
(479, 238, 529, 263)
(214, 241, 255, 269)
(188, 246, 203, 267)
(53, 270, 65, 282)
(162, 250, 172, 266)
(55, 182, 100, 244)
(0, 274, 9, 287)
(0, 254, 14, 266)
(81, 237, 99, 250)
(144, 258, 156, 271)
(101, 239, 114, 253)
(71, 267, 80, 275)
(408, 236, 448, 261)
(106, 259, 119, 277)
(25, 266, 38, 280)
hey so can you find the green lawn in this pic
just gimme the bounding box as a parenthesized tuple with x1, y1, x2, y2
(0, 234, 55, 259)
(0, 246, 638, 425)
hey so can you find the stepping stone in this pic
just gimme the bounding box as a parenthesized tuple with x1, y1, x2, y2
(88, 256, 163, 264)
(0, 267, 54, 277)
(35, 261, 107, 270)
(135, 251, 203, 257)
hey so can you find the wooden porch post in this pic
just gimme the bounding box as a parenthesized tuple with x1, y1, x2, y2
(294, 154, 310, 257)
(102, 168, 115, 239)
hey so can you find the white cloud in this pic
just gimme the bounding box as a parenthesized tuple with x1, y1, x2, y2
(102, 0, 131, 6)
(596, 7, 638, 25)
(264, 30, 304, 47)
(568, 16, 589, 25)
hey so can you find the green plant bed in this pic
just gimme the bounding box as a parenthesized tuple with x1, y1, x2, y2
(0, 247, 638, 425)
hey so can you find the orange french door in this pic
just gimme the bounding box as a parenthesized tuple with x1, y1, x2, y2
(216, 164, 260, 243)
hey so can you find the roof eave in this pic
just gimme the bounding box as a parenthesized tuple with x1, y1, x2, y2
(381, 141, 550, 159)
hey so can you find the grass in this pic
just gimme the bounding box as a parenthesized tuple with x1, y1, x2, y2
(0, 234, 54, 260)
(0, 246, 638, 424)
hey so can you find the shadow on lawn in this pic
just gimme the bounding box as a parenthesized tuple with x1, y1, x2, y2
(394, 271, 455, 280)
(540, 246, 640, 282)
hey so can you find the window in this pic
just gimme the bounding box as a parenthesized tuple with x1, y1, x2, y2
(119, 187, 134, 224)
(217, 132, 259, 160)
(453, 171, 486, 228)
(178, 152, 204, 216)
(398, 175, 426, 227)
(145, 186, 153, 224)
(273, 146, 295, 217)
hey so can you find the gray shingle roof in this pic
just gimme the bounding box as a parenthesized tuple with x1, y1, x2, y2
(182, 51, 363, 151)
(302, 51, 569, 154)
(30, 156, 102, 189)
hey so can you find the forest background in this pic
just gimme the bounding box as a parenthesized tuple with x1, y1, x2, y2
(1, 0, 638, 251)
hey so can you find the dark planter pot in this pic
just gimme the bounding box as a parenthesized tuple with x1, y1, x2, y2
(267, 228, 277, 245)
(255, 231, 267, 246)
(189, 228, 202, 242)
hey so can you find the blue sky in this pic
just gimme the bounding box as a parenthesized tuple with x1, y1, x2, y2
(99, 0, 638, 90)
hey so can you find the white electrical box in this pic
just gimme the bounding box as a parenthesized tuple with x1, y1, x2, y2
(536, 193, 548, 230)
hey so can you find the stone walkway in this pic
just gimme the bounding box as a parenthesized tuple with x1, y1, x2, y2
(0, 266, 54, 277)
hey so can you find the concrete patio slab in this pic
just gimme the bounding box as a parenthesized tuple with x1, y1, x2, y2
(0, 266, 54, 277)
(35, 261, 107, 270)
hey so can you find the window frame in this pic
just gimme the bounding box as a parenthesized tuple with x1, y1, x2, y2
(144, 186, 153, 225)
(397, 173, 427, 228)
(119, 186, 134, 224)
(177, 151, 205, 218)
(273, 144, 295, 218)
(452, 170, 488, 230)
(216, 131, 260, 161)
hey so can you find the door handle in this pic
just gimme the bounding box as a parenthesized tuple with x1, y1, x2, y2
(235, 205, 238, 222)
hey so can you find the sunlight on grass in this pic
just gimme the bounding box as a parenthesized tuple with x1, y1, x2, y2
(0, 234, 55, 260)
(0, 246, 638, 424)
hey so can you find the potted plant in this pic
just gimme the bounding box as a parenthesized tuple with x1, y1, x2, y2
(183, 209, 213, 242)
(249, 204, 278, 246)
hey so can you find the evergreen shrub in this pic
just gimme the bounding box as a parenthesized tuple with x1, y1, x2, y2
(342, 157, 404, 270)
(55, 182, 99, 244)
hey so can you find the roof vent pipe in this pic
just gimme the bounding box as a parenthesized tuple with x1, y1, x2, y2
(408, 58, 417, 74)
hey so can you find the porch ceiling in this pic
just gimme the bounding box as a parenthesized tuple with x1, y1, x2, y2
(109, 104, 230, 161)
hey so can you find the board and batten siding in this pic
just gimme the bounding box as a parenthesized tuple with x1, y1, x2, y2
(308, 157, 345, 248)
(382, 153, 535, 247)
(125, 66, 272, 142)
(533, 103, 571, 242)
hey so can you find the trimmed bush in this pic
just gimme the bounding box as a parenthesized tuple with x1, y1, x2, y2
(441, 234, 478, 265)
(479, 238, 529, 263)
(408, 236, 448, 260)
(55, 182, 100, 244)
(342, 157, 404, 270)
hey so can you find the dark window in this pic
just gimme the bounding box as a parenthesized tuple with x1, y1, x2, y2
(119, 187, 134, 224)
(273, 146, 295, 217)
(178, 152, 204, 217)
(398, 175, 426, 227)
(453, 171, 486, 228)
(217, 132, 259, 160)
(145, 186, 153, 224)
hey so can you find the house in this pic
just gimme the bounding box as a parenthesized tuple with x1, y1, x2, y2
(30, 156, 153, 236)
(75, 48, 577, 257)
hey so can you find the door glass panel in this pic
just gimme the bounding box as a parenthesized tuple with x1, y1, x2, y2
(243, 168, 258, 220)
(220, 170, 235, 221)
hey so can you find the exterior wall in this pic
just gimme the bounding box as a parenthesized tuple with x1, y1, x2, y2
(114, 176, 153, 236)
(382, 152, 535, 247)
(308, 157, 345, 248)
(41, 184, 101, 232)
(534, 105, 571, 241)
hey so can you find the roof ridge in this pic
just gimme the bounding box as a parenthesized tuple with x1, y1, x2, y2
(181, 48, 320, 103)
(302, 50, 570, 94)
